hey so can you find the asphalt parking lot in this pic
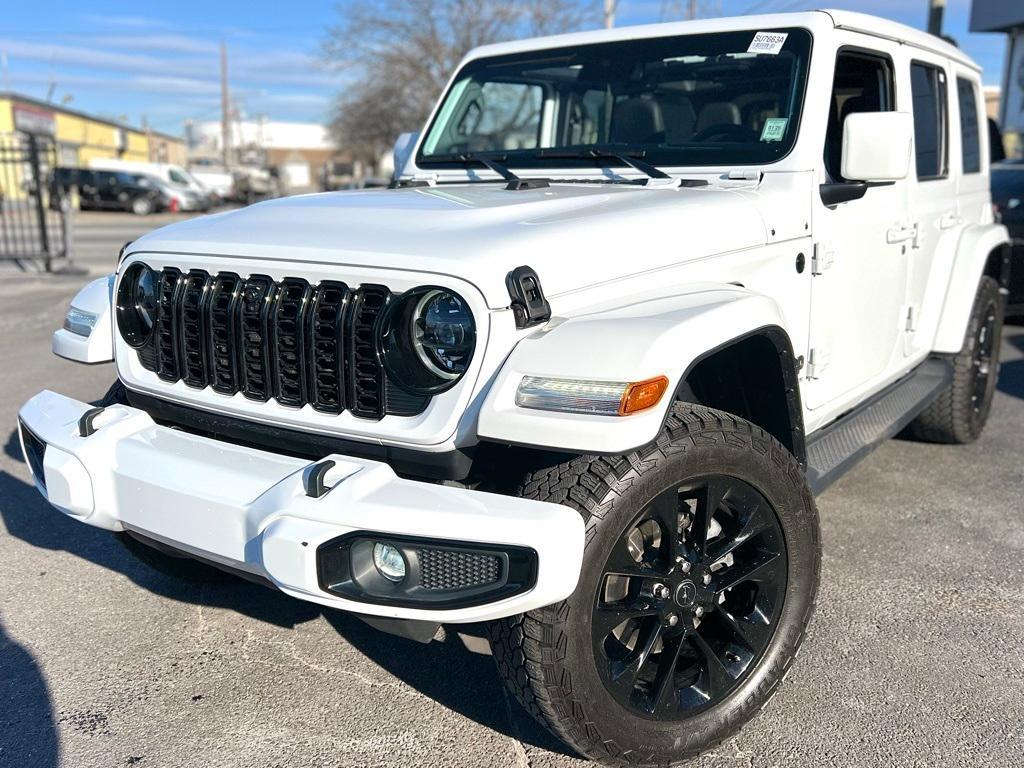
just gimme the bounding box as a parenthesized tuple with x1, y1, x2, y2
(1, 211, 1022, 768)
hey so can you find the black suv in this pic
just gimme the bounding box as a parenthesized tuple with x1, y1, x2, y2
(51, 168, 169, 215)
(992, 161, 1024, 317)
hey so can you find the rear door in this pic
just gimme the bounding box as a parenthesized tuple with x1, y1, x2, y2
(901, 54, 962, 359)
(805, 38, 912, 411)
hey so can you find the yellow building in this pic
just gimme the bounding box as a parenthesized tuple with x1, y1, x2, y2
(0, 92, 186, 168)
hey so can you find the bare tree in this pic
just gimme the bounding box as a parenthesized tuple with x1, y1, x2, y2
(322, 0, 595, 165)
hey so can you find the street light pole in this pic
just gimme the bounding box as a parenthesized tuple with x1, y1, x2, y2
(220, 41, 231, 169)
(927, 0, 945, 37)
(604, 0, 616, 29)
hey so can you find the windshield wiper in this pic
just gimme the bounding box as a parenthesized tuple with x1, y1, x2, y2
(418, 152, 551, 190)
(422, 152, 520, 182)
(535, 148, 670, 180)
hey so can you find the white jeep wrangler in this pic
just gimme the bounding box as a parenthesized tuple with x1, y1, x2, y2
(18, 10, 1010, 765)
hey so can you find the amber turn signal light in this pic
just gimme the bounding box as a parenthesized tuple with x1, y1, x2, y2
(619, 376, 670, 416)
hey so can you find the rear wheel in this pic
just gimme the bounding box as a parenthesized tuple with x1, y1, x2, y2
(490, 405, 820, 766)
(131, 196, 153, 216)
(904, 276, 1003, 444)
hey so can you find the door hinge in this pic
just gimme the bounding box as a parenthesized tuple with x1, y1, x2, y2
(902, 304, 919, 333)
(806, 347, 830, 380)
(811, 242, 834, 275)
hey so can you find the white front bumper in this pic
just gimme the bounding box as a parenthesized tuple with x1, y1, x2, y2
(17, 390, 584, 623)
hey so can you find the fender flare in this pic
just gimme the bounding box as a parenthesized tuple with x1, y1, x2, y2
(477, 286, 802, 456)
(933, 223, 1010, 353)
(52, 275, 115, 364)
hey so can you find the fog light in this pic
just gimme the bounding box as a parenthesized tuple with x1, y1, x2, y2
(372, 542, 407, 582)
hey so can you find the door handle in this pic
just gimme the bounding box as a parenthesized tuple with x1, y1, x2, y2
(886, 223, 917, 243)
(939, 212, 961, 230)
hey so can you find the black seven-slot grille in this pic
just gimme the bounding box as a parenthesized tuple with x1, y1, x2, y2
(133, 268, 430, 420)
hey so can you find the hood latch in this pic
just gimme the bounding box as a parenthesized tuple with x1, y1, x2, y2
(506, 266, 551, 329)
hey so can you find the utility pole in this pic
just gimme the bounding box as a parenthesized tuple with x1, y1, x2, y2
(688, 0, 697, 20)
(927, 0, 945, 37)
(220, 41, 231, 169)
(604, 0, 616, 29)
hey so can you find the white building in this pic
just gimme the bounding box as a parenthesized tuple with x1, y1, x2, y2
(187, 120, 338, 190)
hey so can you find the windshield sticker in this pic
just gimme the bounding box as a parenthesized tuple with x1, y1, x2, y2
(760, 117, 789, 142)
(747, 32, 788, 55)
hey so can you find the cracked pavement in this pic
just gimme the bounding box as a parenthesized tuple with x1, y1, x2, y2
(1, 212, 1022, 767)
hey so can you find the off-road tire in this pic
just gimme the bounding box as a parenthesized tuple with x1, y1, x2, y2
(489, 404, 820, 767)
(904, 276, 1003, 444)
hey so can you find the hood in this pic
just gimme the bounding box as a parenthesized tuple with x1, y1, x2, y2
(130, 182, 769, 308)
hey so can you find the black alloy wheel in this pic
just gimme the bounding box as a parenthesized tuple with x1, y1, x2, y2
(593, 476, 786, 717)
(970, 297, 999, 421)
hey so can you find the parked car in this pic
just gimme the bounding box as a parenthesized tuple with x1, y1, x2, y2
(188, 158, 235, 201)
(320, 160, 358, 191)
(88, 158, 214, 208)
(22, 11, 1010, 765)
(991, 160, 1024, 316)
(51, 168, 168, 215)
(132, 173, 210, 213)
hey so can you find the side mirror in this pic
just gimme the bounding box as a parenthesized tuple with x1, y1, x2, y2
(841, 112, 913, 182)
(392, 132, 420, 179)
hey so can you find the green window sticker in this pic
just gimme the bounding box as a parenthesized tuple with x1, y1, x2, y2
(760, 117, 789, 143)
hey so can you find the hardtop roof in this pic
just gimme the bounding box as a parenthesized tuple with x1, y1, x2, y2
(462, 9, 980, 73)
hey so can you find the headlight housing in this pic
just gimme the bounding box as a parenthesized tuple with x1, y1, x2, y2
(63, 306, 98, 337)
(116, 262, 158, 348)
(378, 286, 475, 395)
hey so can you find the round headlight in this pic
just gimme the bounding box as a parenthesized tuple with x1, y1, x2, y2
(116, 262, 158, 348)
(378, 286, 476, 395)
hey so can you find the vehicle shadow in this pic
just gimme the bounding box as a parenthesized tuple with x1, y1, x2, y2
(0, 620, 60, 767)
(1, 428, 322, 631)
(0, 428, 575, 756)
(322, 611, 576, 756)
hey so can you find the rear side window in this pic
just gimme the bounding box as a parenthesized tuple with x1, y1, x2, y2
(956, 77, 981, 174)
(910, 62, 948, 180)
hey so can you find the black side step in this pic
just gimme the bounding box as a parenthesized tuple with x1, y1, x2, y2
(805, 358, 953, 495)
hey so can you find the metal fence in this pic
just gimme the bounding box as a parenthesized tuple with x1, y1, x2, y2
(0, 133, 71, 271)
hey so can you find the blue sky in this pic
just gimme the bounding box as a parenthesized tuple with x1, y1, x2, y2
(0, 0, 1007, 136)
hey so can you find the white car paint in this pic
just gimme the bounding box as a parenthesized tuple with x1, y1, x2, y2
(23, 9, 1010, 622)
(18, 390, 584, 623)
(51, 276, 114, 365)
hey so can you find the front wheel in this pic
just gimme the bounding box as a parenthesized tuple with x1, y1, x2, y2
(490, 405, 820, 766)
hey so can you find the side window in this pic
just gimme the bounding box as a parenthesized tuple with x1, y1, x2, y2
(910, 62, 948, 180)
(956, 76, 981, 174)
(824, 50, 895, 182)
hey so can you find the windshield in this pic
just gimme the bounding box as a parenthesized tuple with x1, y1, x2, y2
(419, 28, 811, 170)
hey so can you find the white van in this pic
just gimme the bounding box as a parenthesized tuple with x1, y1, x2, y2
(87, 159, 212, 206)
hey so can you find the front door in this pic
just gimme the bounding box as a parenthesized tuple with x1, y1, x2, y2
(805, 40, 912, 412)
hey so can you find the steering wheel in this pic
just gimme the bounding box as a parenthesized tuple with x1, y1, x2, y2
(691, 123, 760, 143)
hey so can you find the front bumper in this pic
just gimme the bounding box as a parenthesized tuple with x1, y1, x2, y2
(17, 390, 584, 623)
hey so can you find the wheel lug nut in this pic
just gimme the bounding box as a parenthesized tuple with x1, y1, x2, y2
(665, 613, 679, 627)
(652, 583, 670, 599)
(676, 558, 691, 574)
(693, 606, 704, 618)
(702, 573, 711, 586)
